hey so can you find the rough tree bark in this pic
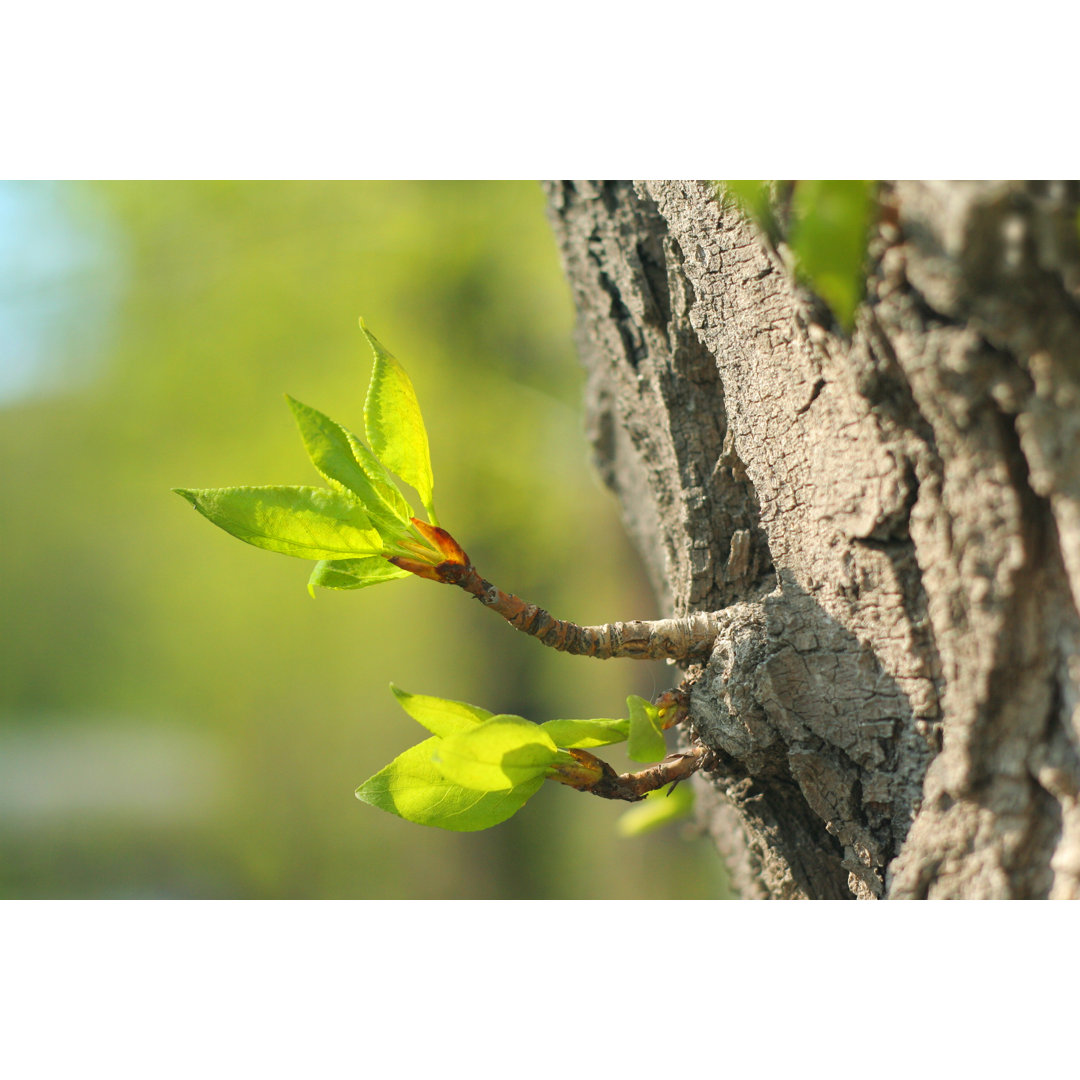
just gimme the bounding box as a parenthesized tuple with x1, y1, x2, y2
(543, 180, 1080, 899)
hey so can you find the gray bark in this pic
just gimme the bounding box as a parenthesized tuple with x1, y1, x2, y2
(543, 180, 1080, 899)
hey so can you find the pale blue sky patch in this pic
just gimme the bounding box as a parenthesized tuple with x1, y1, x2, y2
(0, 181, 125, 405)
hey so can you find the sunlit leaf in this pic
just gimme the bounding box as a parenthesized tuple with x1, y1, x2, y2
(308, 556, 410, 594)
(627, 694, 666, 763)
(789, 180, 876, 331)
(173, 485, 385, 560)
(539, 716, 629, 749)
(356, 737, 543, 831)
(435, 715, 560, 792)
(360, 320, 437, 523)
(616, 782, 695, 837)
(390, 684, 493, 738)
(286, 395, 413, 530)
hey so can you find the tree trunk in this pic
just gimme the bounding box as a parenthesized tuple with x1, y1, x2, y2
(543, 180, 1080, 900)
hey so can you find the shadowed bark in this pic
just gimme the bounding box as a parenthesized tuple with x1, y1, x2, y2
(544, 180, 1080, 899)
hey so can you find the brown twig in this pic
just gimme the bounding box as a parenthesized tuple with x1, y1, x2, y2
(550, 744, 712, 803)
(388, 523, 719, 661)
(438, 563, 720, 661)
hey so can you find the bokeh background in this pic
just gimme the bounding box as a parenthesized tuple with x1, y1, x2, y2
(0, 181, 729, 898)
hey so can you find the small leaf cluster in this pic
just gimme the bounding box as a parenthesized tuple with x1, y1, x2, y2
(723, 180, 877, 332)
(357, 687, 689, 834)
(175, 322, 697, 838)
(174, 320, 457, 594)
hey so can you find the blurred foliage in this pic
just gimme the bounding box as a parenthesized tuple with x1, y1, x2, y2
(0, 181, 730, 898)
(788, 180, 876, 331)
(617, 782, 695, 837)
(722, 180, 782, 244)
(723, 179, 877, 331)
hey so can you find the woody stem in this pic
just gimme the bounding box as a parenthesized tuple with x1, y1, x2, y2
(440, 564, 720, 661)
(554, 745, 712, 803)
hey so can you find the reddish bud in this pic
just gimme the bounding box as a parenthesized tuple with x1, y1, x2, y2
(547, 748, 607, 791)
(411, 518, 469, 567)
(654, 688, 689, 730)
(388, 556, 444, 582)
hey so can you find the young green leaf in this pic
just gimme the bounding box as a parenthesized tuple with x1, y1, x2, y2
(627, 694, 667, 763)
(307, 556, 411, 595)
(390, 684, 493, 738)
(286, 396, 413, 529)
(539, 717, 630, 749)
(360, 320, 437, 523)
(357, 737, 543, 831)
(788, 180, 876, 332)
(173, 485, 386, 560)
(616, 782, 695, 837)
(435, 715, 560, 792)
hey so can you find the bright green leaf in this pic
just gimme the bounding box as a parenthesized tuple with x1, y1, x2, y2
(435, 715, 560, 792)
(390, 684, 493, 738)
(539, 717, 629, 749)
(356, 737, 543, 832)
(360, 320, 437, 523)
(789, 180, 876, 332)
(286, 396, 413, 531)
(307, 556, 410, 594)
(173, 485, 385, 560)
(616, 782, 695, 837)
(627, 694, 666, 763)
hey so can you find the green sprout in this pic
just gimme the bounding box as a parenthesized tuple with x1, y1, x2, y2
(175, 320, 722, 662)
(174, 320, 463, 597)
(357, 686, 700, 833)
(175, 320, 716, 837)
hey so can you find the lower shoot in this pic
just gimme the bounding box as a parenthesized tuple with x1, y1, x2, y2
(358, 685, 705, 835)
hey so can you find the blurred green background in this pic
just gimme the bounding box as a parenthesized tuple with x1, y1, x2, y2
(0, 181, 728, 898)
